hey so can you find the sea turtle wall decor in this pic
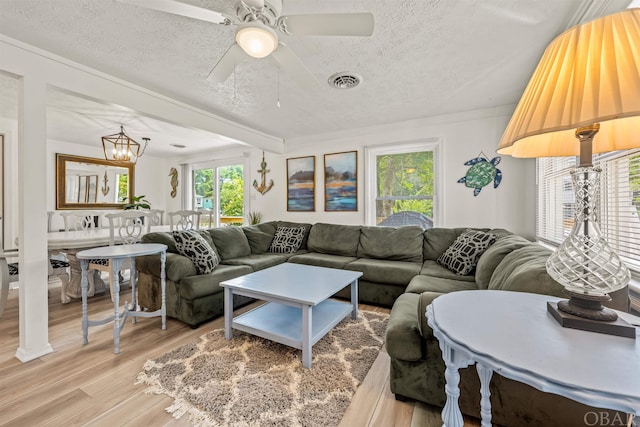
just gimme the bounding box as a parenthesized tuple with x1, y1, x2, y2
(458, 154, 502, 196)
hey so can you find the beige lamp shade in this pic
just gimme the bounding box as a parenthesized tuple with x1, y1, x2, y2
(498, 8, 640, 158)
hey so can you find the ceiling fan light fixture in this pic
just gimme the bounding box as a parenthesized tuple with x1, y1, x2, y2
(235, 23, 278, 58)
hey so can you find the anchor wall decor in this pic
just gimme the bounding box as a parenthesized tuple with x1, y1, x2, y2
(101, 171, 110, 196)
(253, 152, 274, 195)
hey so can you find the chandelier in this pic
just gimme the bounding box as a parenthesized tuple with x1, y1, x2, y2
(101, 125, 149, 164)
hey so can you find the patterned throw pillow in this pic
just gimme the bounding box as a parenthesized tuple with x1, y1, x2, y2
(437, 229, 497, 276)
(268, 226, 306, 254)
(173, 230, 220, 274)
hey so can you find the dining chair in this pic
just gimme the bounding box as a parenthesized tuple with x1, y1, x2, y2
(61, 211, 105, 296)
(89, 211, 151, 301)
(197, 208, 214, 229)
(60, 210, 103, 231)
(44, 211, 74, 303)
(0, 248, 19, 318)
(0, 248, 72, 309)
(168, 210, 202, 231)
(145, 209, 165, 226)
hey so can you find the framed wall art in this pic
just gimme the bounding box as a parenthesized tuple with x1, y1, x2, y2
(287, 156, 315, 211)
(324, 150, 357, 211)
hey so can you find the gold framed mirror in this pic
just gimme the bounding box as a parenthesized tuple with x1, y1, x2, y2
(56, 153, 134, 209)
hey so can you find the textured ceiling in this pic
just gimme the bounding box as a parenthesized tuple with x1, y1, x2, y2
(0, 0, 632, 154)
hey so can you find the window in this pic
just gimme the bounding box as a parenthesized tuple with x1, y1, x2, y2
(192, 162, 245, 227)
(537, 149, 640, 271)
(365, 140, 440, 228)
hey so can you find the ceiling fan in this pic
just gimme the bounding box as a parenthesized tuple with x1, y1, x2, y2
(118, 0, 374, 88)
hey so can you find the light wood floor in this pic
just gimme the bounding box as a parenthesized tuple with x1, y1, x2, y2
(0, 284, 480, 426)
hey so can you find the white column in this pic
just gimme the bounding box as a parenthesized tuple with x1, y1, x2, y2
(15, 75, 52, 362)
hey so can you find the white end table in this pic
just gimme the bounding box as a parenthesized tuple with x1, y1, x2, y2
(426, 290, 640, 427)
(77, 243, 167, 354)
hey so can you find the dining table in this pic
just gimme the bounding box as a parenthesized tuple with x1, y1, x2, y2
(47, 225, 171, 301)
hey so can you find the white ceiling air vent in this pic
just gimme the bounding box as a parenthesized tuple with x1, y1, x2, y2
(328, 72, 362, 89)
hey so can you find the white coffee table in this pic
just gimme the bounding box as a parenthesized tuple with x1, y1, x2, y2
(220, 263, 362, 368)
(426, 290, 640, 427)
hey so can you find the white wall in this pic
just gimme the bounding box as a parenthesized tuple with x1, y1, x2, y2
(248, 106, 536, 239)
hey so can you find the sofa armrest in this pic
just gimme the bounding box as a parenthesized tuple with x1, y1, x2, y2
(136, 252, 197, 283)
(386, 293, 424, 361)
(417, 291, 447, 339)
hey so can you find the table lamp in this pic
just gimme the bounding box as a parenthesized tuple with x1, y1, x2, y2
(497, 8, 640, 338)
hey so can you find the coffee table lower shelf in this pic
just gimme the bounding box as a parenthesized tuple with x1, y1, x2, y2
(232, 299, 353, 352)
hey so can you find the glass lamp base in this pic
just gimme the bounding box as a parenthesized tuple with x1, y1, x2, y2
(557, 292, 618, 321)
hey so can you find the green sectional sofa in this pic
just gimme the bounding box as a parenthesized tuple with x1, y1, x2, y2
(135, 221, 630, 427)
(137, 221, 431, 327)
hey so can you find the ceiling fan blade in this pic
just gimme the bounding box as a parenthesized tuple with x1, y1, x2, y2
(207, 44, 245, 83)
(270, 44, 318, 89)
(280, 13, 374, 36)
(117, 0, 229, 24)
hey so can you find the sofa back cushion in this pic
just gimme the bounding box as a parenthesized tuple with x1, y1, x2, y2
(423, 228, 476, 261)
(475, 234, 531, 289)
(242, 221, 277, 254)
(358, 225, 424, 262)
(208, 226, 252, 260)
(488, 245, 565, 297)
(141, 231, 178, 253)
(307, 223, 361, 256)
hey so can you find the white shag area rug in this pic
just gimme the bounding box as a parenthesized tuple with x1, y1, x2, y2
(135, 310, 389, 427)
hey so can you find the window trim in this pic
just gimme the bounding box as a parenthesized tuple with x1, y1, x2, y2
(364, 138, 442, 226)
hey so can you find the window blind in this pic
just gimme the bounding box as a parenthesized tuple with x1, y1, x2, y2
(536, 149, 640, 271)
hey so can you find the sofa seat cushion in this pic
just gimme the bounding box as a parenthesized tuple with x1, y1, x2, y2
(357, 226, 424, 263)
(287, 252, 357, 269)
(242, 222, 277, 254)
(221, 254, 287, 271)
(137, 252, 197, 283)
(475, 235, 532, 289)
(406, 275, 478, 294)
(209, 227, 252, 260)
(177, 264, 253, 300)
(307, 223, 361, 256)
(420, 260, 475, 282)
(386, 292, 424, 361)
(345, 258, 421, 286)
